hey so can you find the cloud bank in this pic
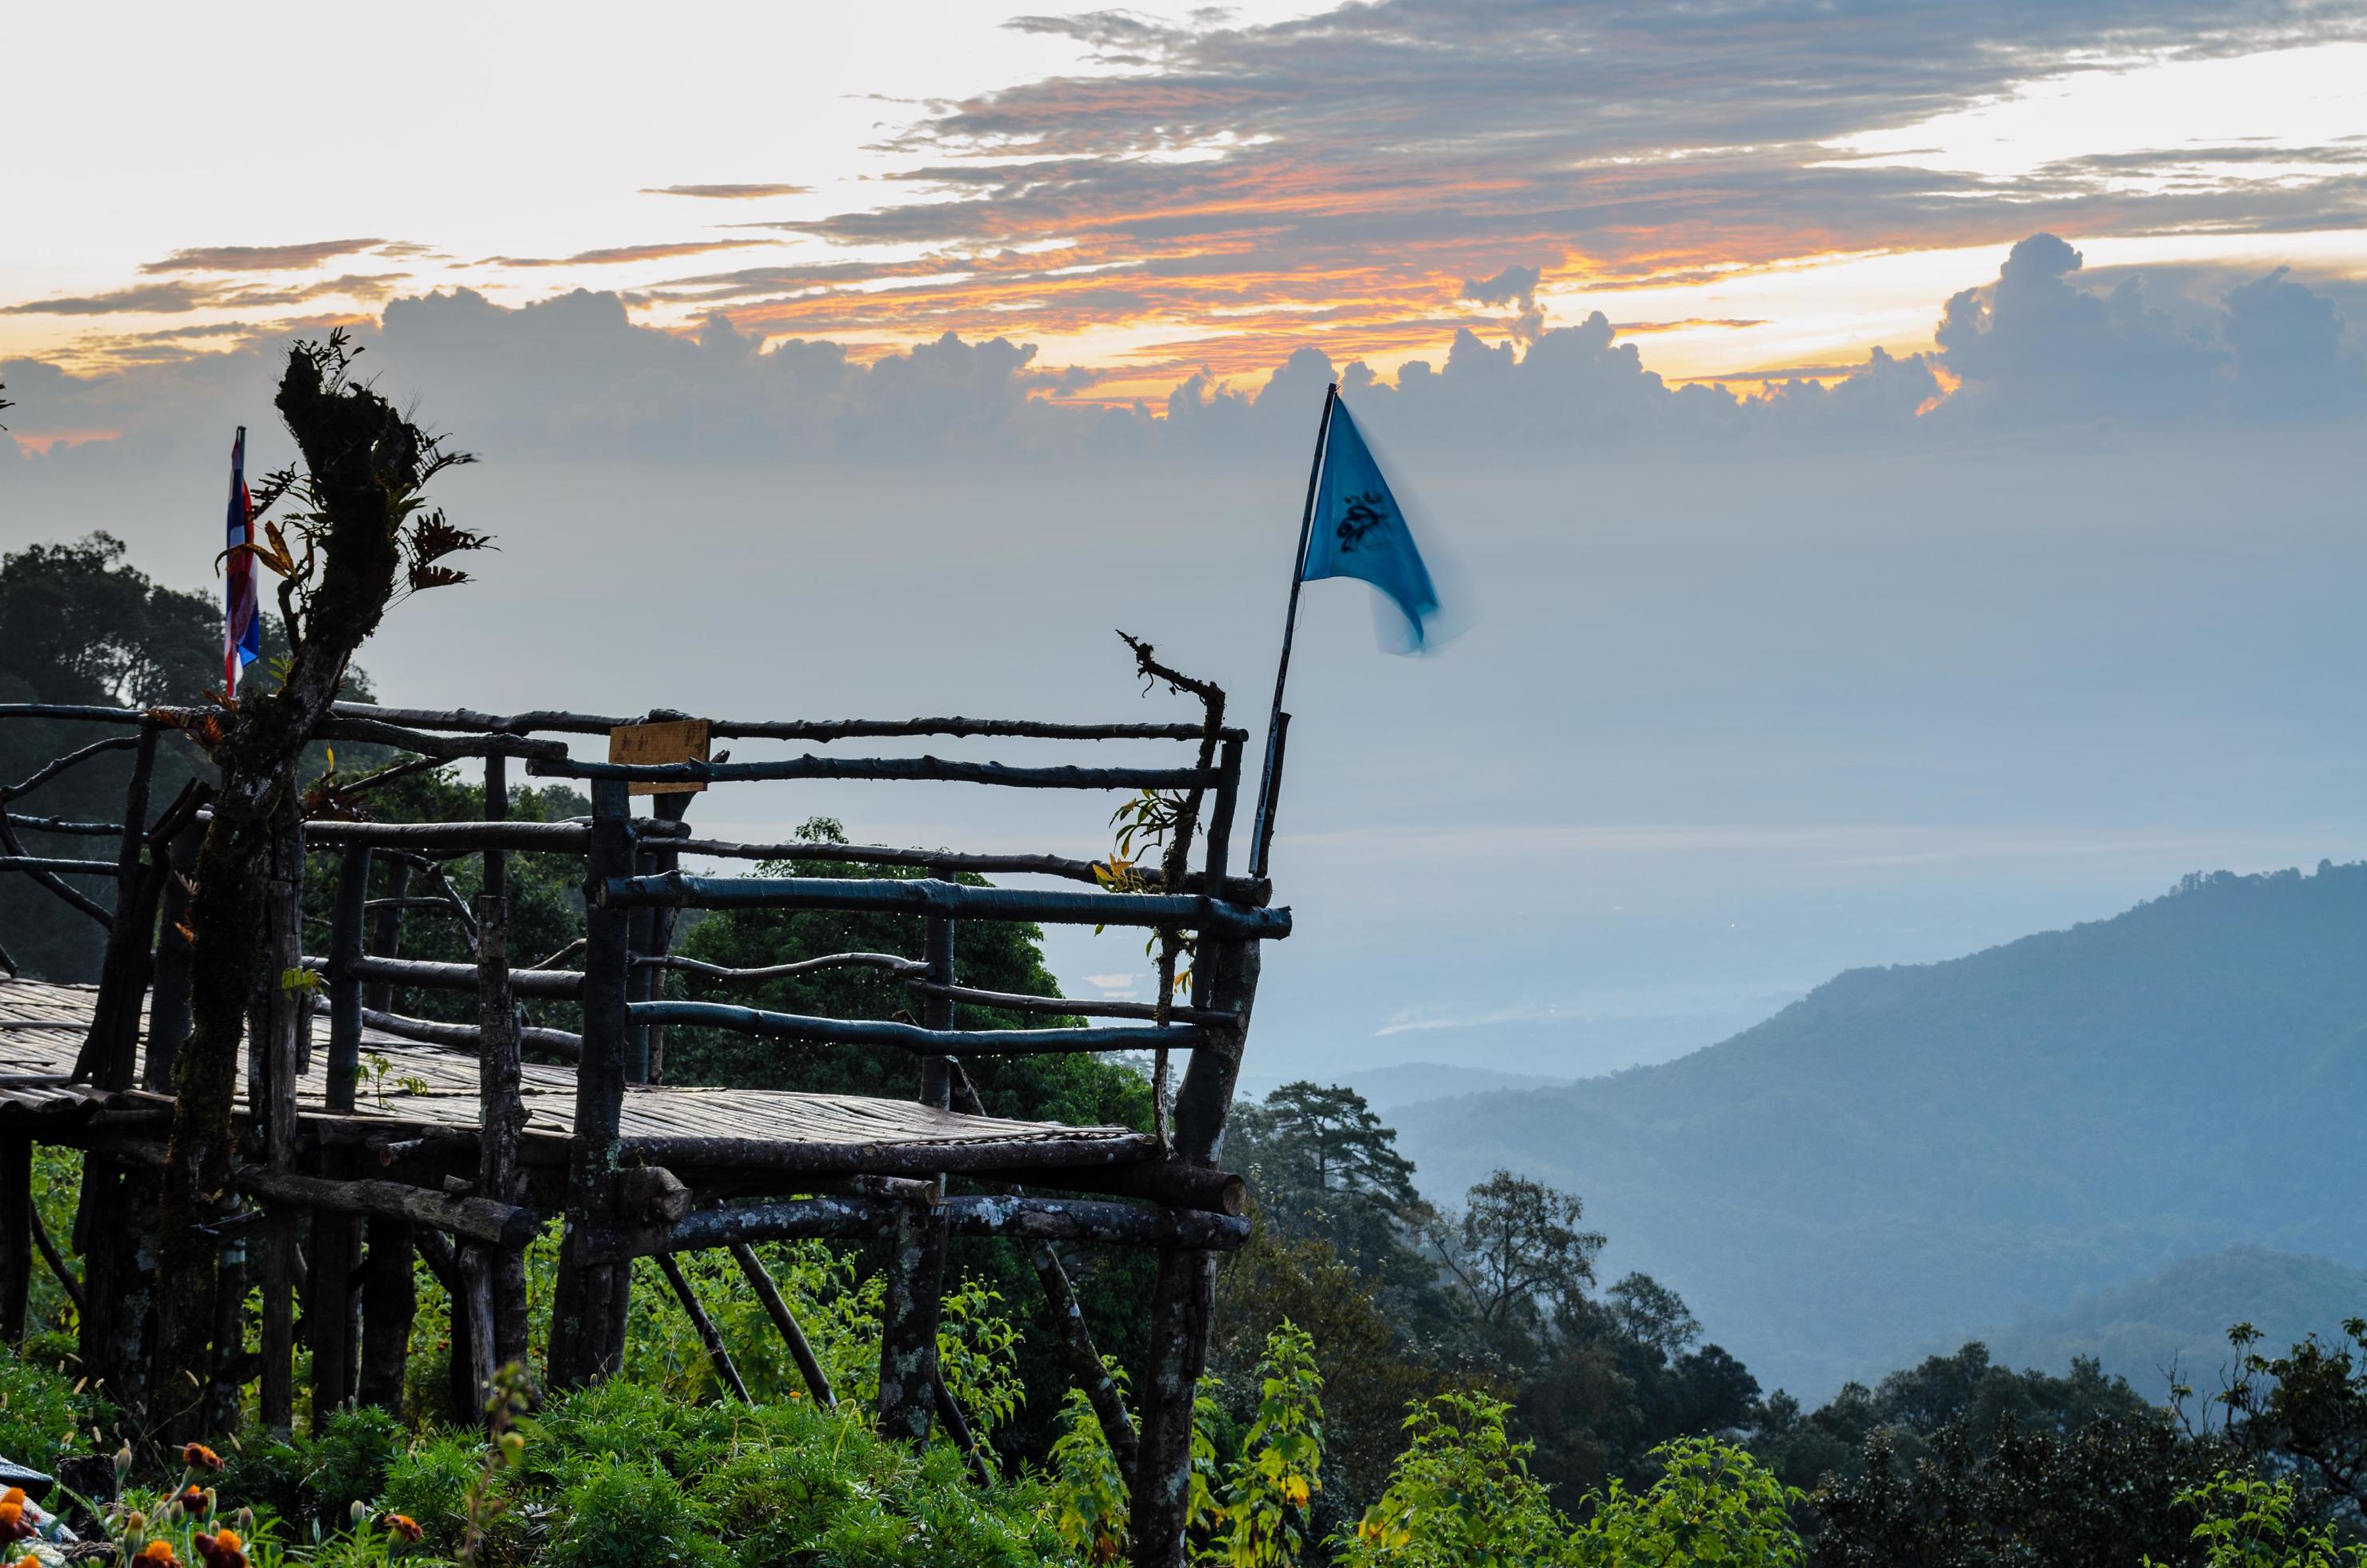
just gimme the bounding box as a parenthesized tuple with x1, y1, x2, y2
(3, 236, 2360, 474)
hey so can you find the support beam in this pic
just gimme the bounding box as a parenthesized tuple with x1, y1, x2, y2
(581, 1193, 1249, 1261)
(655, 1253, 751, 1403)
(728, 1242, 834, 1406)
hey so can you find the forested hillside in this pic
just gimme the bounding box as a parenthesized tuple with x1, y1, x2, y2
(1393, 863, 2367, 1396)
(1977, 1246, 2367, 1398)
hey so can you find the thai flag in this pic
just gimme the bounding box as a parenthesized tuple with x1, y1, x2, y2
(223, 425, 261, 694)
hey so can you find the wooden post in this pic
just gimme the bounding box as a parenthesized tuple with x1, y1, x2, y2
(656, 1253, 752, 1403)
(550, 778, 634, 1388)
(878, 862, 955, 1444)
(457, 1243, 498, 1424)
(0, 1126, 28, 1345)
(78, 722, 158, 1090)
(146, 812, 205, 1090)
(357, 1216, 415, 1412)
(202, 1221, 248, 1436)
(328, 843, 371, 1110)
(310, 838, 367, 1430)
(476, 889, 534, 1375)
(728, 1242, 835, 1405)
(255, 799, 307, 1433)
(876, 1188, 948, 1444)
(362, 858, 410, 1014)
(641, 790, 693, 1083)
(1131, 736, 1257, 1568)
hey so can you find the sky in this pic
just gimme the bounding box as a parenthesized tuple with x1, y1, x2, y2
(6, 0, 2367, 1097)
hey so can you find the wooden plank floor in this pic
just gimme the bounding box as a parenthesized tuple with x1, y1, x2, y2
(0, 975, 1149, 1165)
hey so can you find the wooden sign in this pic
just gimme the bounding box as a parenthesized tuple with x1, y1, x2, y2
(608, 718, 710, 796)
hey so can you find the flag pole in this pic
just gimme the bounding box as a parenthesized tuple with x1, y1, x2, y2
(1247, 382, 1337, 879)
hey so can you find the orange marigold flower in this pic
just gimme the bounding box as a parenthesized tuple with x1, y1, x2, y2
(182, 1442, 225, 1472)
(134, 1540, 182, 1568)
(0, 1502, 31, 1544)
(174, 1485, 210, 1515)
(193, 1527, 248, 1568)
(0, 1490, 20, 1507)
(384, 1514, 424, 1543)
(11, 1552, 39, 1568)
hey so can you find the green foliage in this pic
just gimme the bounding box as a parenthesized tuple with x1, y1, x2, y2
(380, 1434, 488, 1555)
(2145, 1472, 2367, 1568)
(1569, 1437, 1804, 1568)
(547, 1458, 723, 1568)
(0, 1353, 84, 1471)
(225, 1404, 408, 1530)
(1337, 1390, 1571, 1567)
(2222, 1317, 2367, 1510)
(1207, 1322, 1326, 1567)
(1049, 1384, 1134, 1565)
(939, 1277, 1028, 1448)
(0, 531, 368, 978)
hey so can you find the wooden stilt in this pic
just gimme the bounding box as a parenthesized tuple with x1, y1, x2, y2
(146, 806, 206, 1091)
(876, 1192, 948, 1443)
(362, 858, 410, 1014)
(474, 762, 536, 1381)
(357, 1216, 416, 1413)
(877, 868, 956, 1443)
(1130, 926, 1261, 1568)
(202, 1226, 248, 1435)
(458, 1243, 498, 1425)
(1, 1126, 29, 1344)
(550, 779, 634, 1388)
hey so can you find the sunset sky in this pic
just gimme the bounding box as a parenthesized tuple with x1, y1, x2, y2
(8, 1, 2365, 417)
(8, 2, 2367, 1092)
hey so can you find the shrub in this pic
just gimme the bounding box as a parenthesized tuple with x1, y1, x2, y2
(547, 1457, 722, 1568)
(1569, 1437, 1804, 1567)
(1337, 1391, 1570, 1567)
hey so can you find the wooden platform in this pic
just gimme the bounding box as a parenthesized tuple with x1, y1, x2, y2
(0, 976, 1154, 1174)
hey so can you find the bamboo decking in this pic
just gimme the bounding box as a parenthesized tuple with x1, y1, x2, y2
(0, 976, 1156, 1170)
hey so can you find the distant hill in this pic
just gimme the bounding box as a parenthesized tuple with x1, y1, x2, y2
(1390, 862, 2367, 1398)
(1969, 1246, 2367, 1401)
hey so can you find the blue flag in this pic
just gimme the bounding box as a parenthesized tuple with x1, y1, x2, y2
(1300, 398, 1441, 650)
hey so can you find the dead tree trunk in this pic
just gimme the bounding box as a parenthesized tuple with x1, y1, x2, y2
(150, 335, 479, 1440)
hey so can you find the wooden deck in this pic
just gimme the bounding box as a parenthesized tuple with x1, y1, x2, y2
(0, 975, 1154, 1173)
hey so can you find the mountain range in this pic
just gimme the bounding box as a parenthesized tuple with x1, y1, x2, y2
(1387, 862, 2367, 1397)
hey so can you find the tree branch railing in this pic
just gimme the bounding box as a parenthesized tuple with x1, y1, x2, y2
(598, 872, 1290, 938)
(628, 1001, 1208, 1058)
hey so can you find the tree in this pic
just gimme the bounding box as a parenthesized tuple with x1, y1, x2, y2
(150, 333, 484, 1435)
(2222, 1318, 2367, 1511)
(1604, 1273, 1701, 1361)
(1425, 1170, 1604, 1343)
(1229, 1082, 1430, 1286)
